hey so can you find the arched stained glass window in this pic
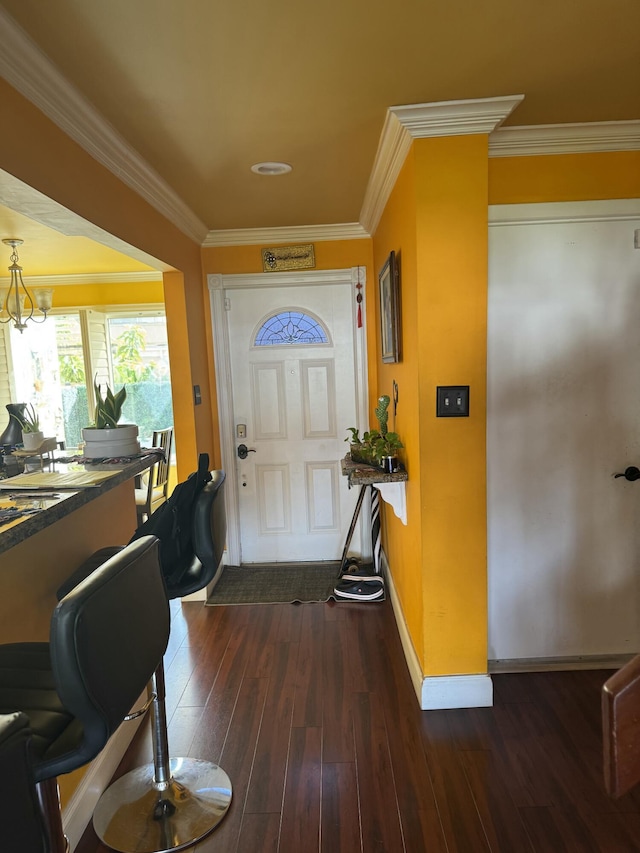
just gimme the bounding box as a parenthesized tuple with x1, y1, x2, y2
(254, 310, 329, 346)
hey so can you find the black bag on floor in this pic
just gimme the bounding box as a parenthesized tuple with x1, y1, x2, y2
(333, 558, 385, 602)
(333, 577, 385, 602)
(130, 452, 211, 586)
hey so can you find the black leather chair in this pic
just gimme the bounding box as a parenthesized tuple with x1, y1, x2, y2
(0, 711, 50, 852)
(88, 470, 231, 852)
(165, 468, 227, 597)
(0, 536, 170, 853)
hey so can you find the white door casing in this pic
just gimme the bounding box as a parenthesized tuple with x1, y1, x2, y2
(208, 268, 369, 566)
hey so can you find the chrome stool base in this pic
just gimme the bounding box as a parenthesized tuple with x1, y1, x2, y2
(93, 758, 232, 853)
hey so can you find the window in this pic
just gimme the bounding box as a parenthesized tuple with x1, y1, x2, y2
(254, 310, 329, 346)
(10, 314, 89, 447)
(107, 314, 173, 448)
(5, 308, 173, 450)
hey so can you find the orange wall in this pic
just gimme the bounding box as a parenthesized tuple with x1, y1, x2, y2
(163, 271, 200, 473)
(371, 151, 424, 662)
(373, 135, 490, 677)
(50, 281, 163, 308)
(489, 150, 640, 204)
(202, 240, 372, 276)
(415, 135, 489, 675)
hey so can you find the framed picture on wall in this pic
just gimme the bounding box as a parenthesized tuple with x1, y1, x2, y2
(378, 250, 400, 363)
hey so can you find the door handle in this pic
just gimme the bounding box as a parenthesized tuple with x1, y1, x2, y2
(237, 444, 256, 460)
(614, 466, 640, 481)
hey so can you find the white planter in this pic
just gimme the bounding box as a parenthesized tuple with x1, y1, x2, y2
(22, 430, 44, 451)
(82, 424, 140, 459)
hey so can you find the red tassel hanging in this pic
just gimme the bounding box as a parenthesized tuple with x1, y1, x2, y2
(356, 270, 363, 328)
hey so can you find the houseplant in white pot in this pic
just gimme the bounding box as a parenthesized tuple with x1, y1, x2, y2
(12, 403, 44, 451)
(82, 378, 140, 458)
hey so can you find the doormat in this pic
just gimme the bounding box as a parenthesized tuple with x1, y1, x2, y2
(206, 562, 343, 605)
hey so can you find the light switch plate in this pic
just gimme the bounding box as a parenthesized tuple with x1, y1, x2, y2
(436, 385, 469, 417)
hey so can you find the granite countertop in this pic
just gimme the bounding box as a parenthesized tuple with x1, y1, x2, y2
(341, 454, 408, 486)
(0, 455, 154, 557)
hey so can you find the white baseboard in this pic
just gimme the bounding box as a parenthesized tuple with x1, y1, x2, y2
(181, 588, 207, 602)
(382, 551, 424, 705)
(62, 702, 145, 851)
(420, 674, 493, 710)
(384, 550, 493, 710)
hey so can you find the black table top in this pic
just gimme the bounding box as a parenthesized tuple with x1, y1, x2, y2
(0, 454, 154, 556)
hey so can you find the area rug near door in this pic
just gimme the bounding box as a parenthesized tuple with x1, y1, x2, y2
(206, 562, 342, 605)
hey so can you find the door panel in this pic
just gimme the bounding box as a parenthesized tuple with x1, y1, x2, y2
(302, 360, 336, 437)
(256, 464, 290, 534)
(306, 462, 339, 531)
(252, 363, 286, 439)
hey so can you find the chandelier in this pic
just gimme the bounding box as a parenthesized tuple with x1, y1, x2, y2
(0, 239, 53, 333)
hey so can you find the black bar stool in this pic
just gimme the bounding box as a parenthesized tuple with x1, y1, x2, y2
(68, 469, 232, 853)
(0, 536, 170, 853)
(0, 711, 49, 852)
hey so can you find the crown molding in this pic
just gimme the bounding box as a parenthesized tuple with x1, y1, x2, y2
(203, 222, 369, 247)
(489, 120, 640, 157)
(0, 271, 162, 288)
(0, 8, 208, 245)
(489, 198, 640, 227)
(388, 94, 525, 139)
(358, 109, 413, 241)
(360, 95, 525, 235)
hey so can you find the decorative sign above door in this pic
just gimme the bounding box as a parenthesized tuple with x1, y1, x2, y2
(261, 243, 316, 272)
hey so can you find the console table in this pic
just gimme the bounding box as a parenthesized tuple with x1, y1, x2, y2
(340, 454, 407, 572)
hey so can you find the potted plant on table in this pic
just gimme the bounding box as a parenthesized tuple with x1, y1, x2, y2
(370, 429, 403, 472)
(345, 427, 376, 465)
(371, 394, 403, 471)
(12, 403, 44, 451)
(345, 394, 403, 472)
(81, 378, 140, 459)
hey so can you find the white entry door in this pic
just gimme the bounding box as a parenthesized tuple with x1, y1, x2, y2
(214, 271, 366, 564)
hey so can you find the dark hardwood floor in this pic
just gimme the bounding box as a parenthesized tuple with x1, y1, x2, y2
(75, 599, 640, 852)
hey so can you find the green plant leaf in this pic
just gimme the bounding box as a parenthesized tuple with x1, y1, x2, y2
(10, 403, 40, 433)
(345, 427, 361, 444)
(93, 376, 127, 428)
(375, 395, 390, 436)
